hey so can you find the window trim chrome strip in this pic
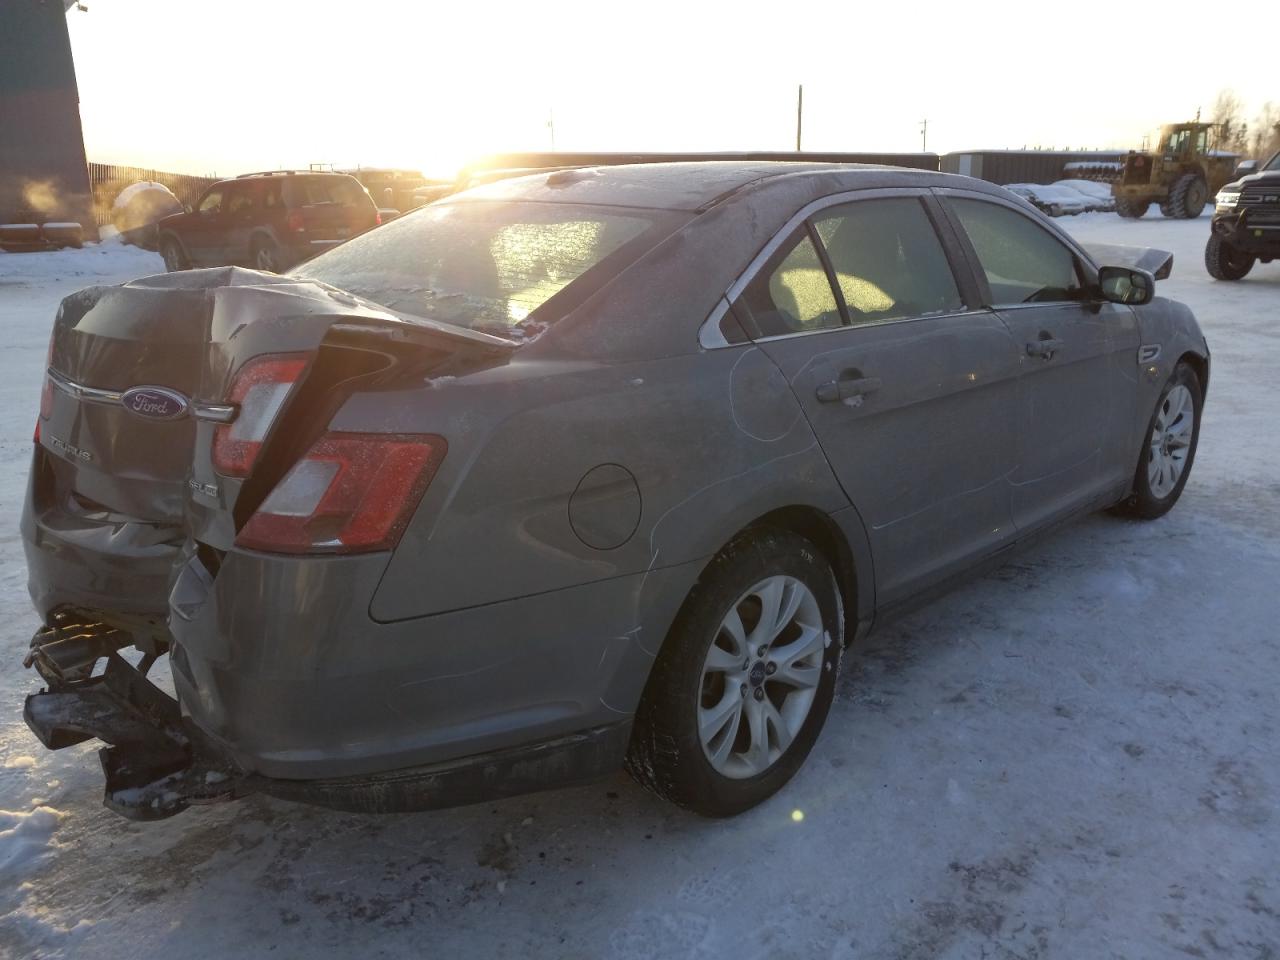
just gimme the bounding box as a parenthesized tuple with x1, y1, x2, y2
(45, 368, 237, 423)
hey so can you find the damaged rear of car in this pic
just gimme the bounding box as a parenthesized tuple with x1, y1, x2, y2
(23, 266, 516, 817)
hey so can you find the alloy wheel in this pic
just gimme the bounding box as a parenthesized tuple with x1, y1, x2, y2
(697, 575, 826, 779)
(1147, 384, 1194, 498)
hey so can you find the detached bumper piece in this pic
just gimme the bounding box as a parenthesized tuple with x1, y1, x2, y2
(24, 623, 249, 822)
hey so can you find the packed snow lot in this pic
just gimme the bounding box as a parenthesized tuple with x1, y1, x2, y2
(1, 215, 1277, 960)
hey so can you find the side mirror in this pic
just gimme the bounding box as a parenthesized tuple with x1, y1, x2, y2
(1235, 159, 1258, 176)
(183, 204, 192, 215)
(1098, 265, 1155, 306)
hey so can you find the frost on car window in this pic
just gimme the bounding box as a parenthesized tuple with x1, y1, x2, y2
(950, 198, 1084, 305)
(293, 201, 671, 341)
(813, 198, 961, 323)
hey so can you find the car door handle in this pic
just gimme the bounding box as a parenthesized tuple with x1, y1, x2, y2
(816, 376, 882, 404)
(1026, 338, 1064, 360)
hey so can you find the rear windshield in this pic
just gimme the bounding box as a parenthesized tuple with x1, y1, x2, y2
(287, 176, 369, 208)
(292, 201, 682, 340)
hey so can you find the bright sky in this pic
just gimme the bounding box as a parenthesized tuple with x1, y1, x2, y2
(67, 0, 1279, 179)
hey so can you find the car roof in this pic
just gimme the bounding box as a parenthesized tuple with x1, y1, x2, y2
(443, 161, 985, 212)
(217, 171, 361, 185)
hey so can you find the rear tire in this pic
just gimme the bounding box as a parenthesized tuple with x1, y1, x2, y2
(159, 235, 189, 272)
(1115, 363, 1202, 520)
(1166, 174, 1208, 219)
(626, 529, 843, 817)
(253, 237, 282, 273)
(1115, 197, 1150, 219)
(1204, 234, 1255, 281)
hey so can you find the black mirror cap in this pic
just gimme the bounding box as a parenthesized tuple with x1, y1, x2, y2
(1098, 265, 1155, 306)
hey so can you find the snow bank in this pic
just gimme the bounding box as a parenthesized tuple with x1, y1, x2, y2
(0, 805, 65, 877)
(110, 182, 183, 250)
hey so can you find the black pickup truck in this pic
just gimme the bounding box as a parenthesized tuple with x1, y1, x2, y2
(1205, 151, 1280, 280)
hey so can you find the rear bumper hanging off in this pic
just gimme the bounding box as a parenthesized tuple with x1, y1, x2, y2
(24, 648, 249, 821)
(23, 618, 632, 822)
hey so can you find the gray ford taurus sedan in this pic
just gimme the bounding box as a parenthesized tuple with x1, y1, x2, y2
(21, 162, 1208, 820)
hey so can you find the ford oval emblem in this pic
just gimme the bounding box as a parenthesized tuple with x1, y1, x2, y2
(120, 386, 190, 421)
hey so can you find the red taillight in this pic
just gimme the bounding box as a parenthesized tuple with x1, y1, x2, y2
(375, 211, 383, 226)
(235, 432, 446, 555)
(286, 210, 306, 233)
(212, 354, 310, 477)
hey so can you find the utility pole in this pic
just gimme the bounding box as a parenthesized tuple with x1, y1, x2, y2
(796, 84, 803, 152)
(920, 118, 928, 152)
(547, 108, 556, 151)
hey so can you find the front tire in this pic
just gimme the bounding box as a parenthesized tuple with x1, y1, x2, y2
(1166, 173, 1208, 219)
(1115, 363, 1202, 520)
(159, 235, 189, 272)
(1115, 197, 1150, 219)
(626, 530, 843, 817)
(1204, 234, 1255, 281)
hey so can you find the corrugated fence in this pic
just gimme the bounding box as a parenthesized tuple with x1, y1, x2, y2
(88, 163, 217, 227)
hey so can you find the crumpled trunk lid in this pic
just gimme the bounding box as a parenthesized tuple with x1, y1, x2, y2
(42, 269, 340, 533)
(33, 265, 506, 613)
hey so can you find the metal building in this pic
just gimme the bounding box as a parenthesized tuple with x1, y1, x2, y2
(941, 150, 1125, 185)
(0, 0, 96, 240)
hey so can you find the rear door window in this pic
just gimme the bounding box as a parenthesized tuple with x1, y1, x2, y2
(948, 197, 1085, 304)
(812, 198, 962, 324)
(225, 182, 256, 216)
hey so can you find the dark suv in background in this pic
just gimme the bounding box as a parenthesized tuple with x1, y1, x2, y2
(157, 171, 380, 273)
(1205, 150, 1280, 280)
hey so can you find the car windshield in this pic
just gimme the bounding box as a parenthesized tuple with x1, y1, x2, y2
(1264, 152, 1280, 172)
(292, 200, 680, 340)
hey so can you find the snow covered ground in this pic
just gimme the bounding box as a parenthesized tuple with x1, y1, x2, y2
(1, 217, 1277, 959)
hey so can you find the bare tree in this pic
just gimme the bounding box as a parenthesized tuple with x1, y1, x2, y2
(1232, 122, 1249, 154)
(1211, 89, 1244, 146)
(1250, 102, 1280, 160)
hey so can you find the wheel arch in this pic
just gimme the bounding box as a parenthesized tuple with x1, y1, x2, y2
(1177, 349, 1209, 398)
(157, 229, 189, 258)
(739, 506, 866, 644)
(248, 228, 277, 255)
(644, 502, 873, 663)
